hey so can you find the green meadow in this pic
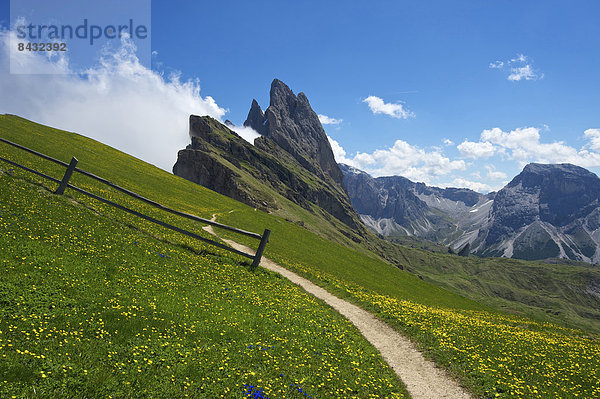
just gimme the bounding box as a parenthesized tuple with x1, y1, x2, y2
(0, 117, 408, 397)
(1, 114, 599, 398)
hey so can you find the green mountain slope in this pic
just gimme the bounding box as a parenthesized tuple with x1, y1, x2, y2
(0, 114, 479, 311)
(1, 114, 600, 398)
(0, 116, 409, 397)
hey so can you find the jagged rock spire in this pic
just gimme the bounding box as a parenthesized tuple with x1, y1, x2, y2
(243, 79, 344, 187)
(243, 99, 266, 135)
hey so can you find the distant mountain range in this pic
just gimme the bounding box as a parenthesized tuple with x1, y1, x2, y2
(341, 163, 600, 263)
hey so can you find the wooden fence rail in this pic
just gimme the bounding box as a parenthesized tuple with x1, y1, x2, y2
(0, 137, 270, 269)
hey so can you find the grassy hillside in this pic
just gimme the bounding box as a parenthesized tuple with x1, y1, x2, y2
(1, 114, 600, 398)
(0, 114, 480, 311)
(214, 189, 600, 332)
(4, 114, 599, 333)
(0, 132, 408, 396)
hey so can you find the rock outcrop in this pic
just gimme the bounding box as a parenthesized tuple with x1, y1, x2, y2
(475, 163, 600, 261)
(340, 165, 430, 226)
(243, 100, 266, 135)
(340, 164, 491, 243)
(341, 162, 600, 263)
(244, 79, 344, 187)
(173, 80, 364, 233)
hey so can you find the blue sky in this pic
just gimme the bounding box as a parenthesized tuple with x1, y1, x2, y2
(1, 1, 600, 192)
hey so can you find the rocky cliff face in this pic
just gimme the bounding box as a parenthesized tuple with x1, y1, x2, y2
(340, 165, 429, 229)
(342, 162, 600, 263)
(244, 100, 266, 135)
(340, 164, 491, 243)
(173, 80, 364, 233)
(172, 116, 260, 207)
(244, 79, 344, 187)
(475, 163, 600, 262)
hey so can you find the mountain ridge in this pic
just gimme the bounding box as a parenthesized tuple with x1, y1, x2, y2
(173, 79, 367, 239)
(244, 79, 345, 187)
(341, 162, 600, 263)
(475, 162, 600, 261)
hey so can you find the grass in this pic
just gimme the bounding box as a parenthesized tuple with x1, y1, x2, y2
(216, 207, 482, 310)
(0, 163, 408, 398)
(4, 114, 598, 333)
(213, 187, 600, 333)
(284, 261, 600, 398)
(0, 114, 483, 313)
(2, 114, 600, 398)
(383, 245, 600, 332)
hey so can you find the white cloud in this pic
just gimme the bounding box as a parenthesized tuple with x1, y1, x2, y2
(481, 127, 539, 150)
(450, 178, 492, 193)
(485, 165, 507, 180)
(508, 64, 540, 81)
(457, 140, 495, 158)
(488, 171, 508, 180)
(510, 53, 527, 63)
(0, 30, 227, 171)
(584, 128, 600, 151)
(318, 114, 343, 125)
(443, 138, 454, 146)
(363, 95, 414, 119)
(329, 137, 465, 184)
(327, 136, 354, 165)
(489, 60, 504, 69)
(466, 126, 600, 168)
(228, 125, 261, 145)
(490, 53, 543, 81)
(331, 125, 600, 192)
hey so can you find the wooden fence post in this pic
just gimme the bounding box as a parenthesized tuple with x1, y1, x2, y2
(1, 139, 272, 264)
(54, 156, 78, 195)
(251, 229, 271, 270)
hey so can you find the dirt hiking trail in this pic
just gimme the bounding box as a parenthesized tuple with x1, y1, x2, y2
(203, 217, 472, 399)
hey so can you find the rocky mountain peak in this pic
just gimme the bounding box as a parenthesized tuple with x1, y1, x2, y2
(189, 114, 217, 138)
(511, 163, 599, 189)
(340, 165, 488, 241)
(243, 79, 345, 187)
(494, 162, 600, 230)
(522, 162, 592, 175)
(473, 162, 600, 261)
(297, 92, 310, 104)
(175, 95, 365, 234)
(243, 99, 266, 135)
(269, 79, 296, 110)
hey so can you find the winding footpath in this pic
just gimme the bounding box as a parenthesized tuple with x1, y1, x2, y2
(203, 217, 472, 399)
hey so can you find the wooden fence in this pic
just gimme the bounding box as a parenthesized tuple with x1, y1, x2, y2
(0, 137, 270, 269)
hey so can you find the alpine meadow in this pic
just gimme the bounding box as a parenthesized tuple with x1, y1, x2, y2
(2, 2, 600, 399)
(1, 114, 599, 398)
